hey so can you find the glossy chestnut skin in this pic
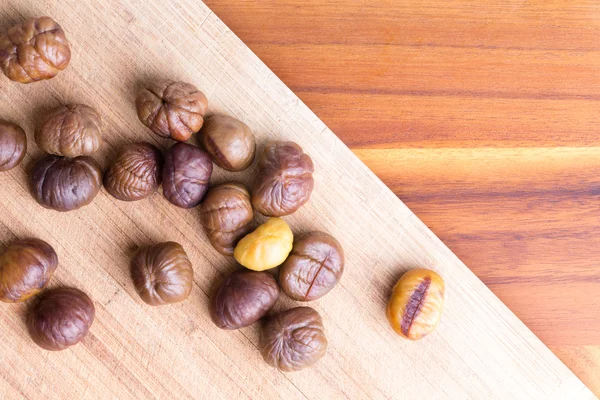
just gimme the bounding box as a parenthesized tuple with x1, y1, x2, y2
(30, 155, 103, 212)
(252, 141, 314, 217)
(104, 142, 163, 201)
(0, 239, 58, 303)
(36, 104, 102, 157)
(131, 242, 193, 306)
(0, 17, 71, 84)
(279, 231, 344, 301)
(136, 80, 208, 142)
(0, 119, 27, 171)
(199, 183, 254, 256)
(162, 143, 212, 208)
(199, 115, 255, 171)
(259, 307, 328, 372)
(210, 269, 279, 330)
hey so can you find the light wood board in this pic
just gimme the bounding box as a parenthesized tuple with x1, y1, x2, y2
(0, 0, 594, 399)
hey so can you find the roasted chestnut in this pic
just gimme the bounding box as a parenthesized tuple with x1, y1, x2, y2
(210, 269, 279, 330)
(36, 104, 102, 157)
(252, 141, 314, 217)
(162, 143, 212, 208)
(30, 155, 102, 211)
(136, 80, 208, 142)
(259, 307, 328, 371)
(0, 119, 27, 171)
(104, 142, 163, 201)
(199, 183, 254, 256)
(27, 287, 94, 351)
(0, 16, 71, 83)
(234, 217, 293, 271)
(199, 115, 255, 171)
(0, 239, 58, 303)
(131, 242, 193, 306)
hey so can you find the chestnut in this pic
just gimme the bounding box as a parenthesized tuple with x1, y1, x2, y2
(234, 217, 293, 272)
(30, 155, 103, 212)
(136, 80, 208, 142)
(162, 143, 212, 208)
(199, 115, 255, 171)
(0, 239, 58, 303)
(252, 141, 314, 217)
(104, 142, 163, 201)
(0, 119, 27, 171)
(27, 287, 94, 351)
(0, 17, 71, 84)
(131, 242, 193, 306)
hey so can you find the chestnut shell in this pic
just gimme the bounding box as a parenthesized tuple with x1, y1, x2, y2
(0, 119, 27, 172)
(199, 115, 255, 171)
(162, 143, 212, 208)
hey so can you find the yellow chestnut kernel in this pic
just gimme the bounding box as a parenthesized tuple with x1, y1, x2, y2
(234, 218, 293, 271)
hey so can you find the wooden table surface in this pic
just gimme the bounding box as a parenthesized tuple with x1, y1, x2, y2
(203, 0, 600, 395)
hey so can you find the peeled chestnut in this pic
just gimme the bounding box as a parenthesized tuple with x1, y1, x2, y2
(104, 142, 163, 201)
(199, 115, 255, 171)
(0, 119, 27, 171)
(136, 80, 208, 142)
(234, 217, 293, 271)
(0, 239, 58, 303)
(259, 307, 328, 371)
(30, 155, 103, 211)
(162, 143, 212, 208)
(131, 242, 193, 306)
(210, 269, 279, 330)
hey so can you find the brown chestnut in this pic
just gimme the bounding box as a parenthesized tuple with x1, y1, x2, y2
(131, 242, 193, 306)
(0, 119, 27, 171)
(36, 104, 102, 157)
(27, 287, 94, 351)
(162, 143, 212, 208)
(259, 307, 328, 371)
(252, 141, 314, 217)
(0, 17, 71, 84)
(199, 183, 254, 256)
(199, 115, 255, 171)
(30, 155, 103, 212)
(136, 80, 208, 142)
(0, 239, 58, 303)
(104, 142, 163, 201)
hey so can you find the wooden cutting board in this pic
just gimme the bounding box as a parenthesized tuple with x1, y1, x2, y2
(0, 0, 594, 398)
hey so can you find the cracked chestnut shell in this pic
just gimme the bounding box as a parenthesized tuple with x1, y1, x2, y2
(36, 104, 102, 157)
(30, 155, 103, 211)
(162, 143, 212, 208)
(131, 242, 193, 306)
(279, 231, 344, 301)
(210, 269, 279, 330)
(104, 142, 163, 201)
(0, 239, 58, 303)
(386, 269, 445, 341)
(199, 183, 254, 256)
(252, 141, 314, 217)
(0, 119, 27, 171)
(0, 16, 71, 83)
(27, 287, 94, 351)
(136, 80, 208, 142)
(199, 115, 255, 171)
(259, 307, 328, 372)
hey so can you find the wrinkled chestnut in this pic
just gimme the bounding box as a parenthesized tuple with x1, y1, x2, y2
(234, 217, 293, 271)
(387, 269, 445, 340)
(136, 80, 208, 142)
(30, 155, 103, 211)
(0, 239, 58, 303)
(252, 141, 314, 217)
(162, 143, 212, 208)
(199, 115, 255, 171)
(279, 231, 344, 301)
(210, 269, 279, 330)
(131, 242, 193, 306)
(259, 307, 327, 372)
(199, 183, 254, 256)
(0, 119, 27, 171)
(0, 17, 71, 84)
(36, 104, 102, 157)
(104, 142, 163, 201)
